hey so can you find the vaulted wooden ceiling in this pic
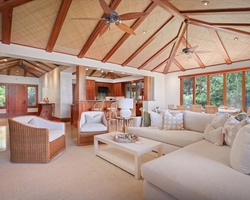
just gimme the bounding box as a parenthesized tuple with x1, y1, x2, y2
(0, 0, 250, 78)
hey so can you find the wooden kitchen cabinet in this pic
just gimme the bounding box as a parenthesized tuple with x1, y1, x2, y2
(86, 80, 95, 100)
(113, 83, 122, 96)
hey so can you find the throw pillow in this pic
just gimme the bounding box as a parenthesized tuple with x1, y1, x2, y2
(224, 116, 250, 147)
(211, 113, 230, 128)
(204, 124, 224, 146)
(230, 125, 250, 175)
(85, 114, 102, 124)
(162, 112, 183, 130)
(234, 112, 248, 121)
(141, 111, 151, 127)
(149, 111, 163, 129)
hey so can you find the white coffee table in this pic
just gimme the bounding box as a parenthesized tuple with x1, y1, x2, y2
(94, 132, 163, 179)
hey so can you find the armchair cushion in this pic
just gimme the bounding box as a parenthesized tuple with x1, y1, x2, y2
(85, 113, 102, 124)
(81, 123, 107, 132)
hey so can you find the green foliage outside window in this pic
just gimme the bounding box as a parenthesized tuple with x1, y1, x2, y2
(246, 71, 250, 109)
(210, 74, 223, 106)
(226, 72, 242, 109)
(183, 77, 193, 106)
(0, 86, 6, 107)
(196, 76, 207, 106)
(28, 86, 36, 106)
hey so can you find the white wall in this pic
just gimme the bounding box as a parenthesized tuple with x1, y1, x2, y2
(40, 68, 60, 118)
(165, 60, 250, 107)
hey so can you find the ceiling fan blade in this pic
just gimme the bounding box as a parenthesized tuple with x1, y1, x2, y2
(119, 12, 148, 20)
(194, 50, 212, 54)
(99, 0, 112, 15)
(189, 45, 198, 53)
(116, 22, 136, 35)
(72, 17, 105, 21)
(99, 23, 110, 37)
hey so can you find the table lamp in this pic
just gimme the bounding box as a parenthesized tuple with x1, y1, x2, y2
(119, 98, 133, 118)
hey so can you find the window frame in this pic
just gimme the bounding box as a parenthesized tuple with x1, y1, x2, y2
(0, 84, 7, 108)
(179, 66, 250, 110)
(27, 84, 38, 108)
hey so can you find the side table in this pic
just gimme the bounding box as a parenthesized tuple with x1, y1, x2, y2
(116, 117, 133, 132)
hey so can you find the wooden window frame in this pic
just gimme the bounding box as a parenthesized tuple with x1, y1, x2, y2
(179, 66, 250, 110)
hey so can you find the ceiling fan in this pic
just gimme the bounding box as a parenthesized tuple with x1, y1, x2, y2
(178, 19, 211, 57)
(73, 0, 148, 36)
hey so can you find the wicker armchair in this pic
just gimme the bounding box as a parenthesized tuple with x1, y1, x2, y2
(8, 116, 66, 163)
(78, 111, 108, 146)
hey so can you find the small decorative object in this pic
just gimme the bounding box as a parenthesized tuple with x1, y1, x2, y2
(119, 98, 134, 118)
(113, 134, 138, 143)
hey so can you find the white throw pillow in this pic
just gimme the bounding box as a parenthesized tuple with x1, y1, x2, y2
(211, 113, 230, 128)
(224, 117, 250, 147)
(162, 112, 183, 130)
(149, 111, 163, 129)
(85, 114, 102, 124)
(204, 124, 224, 146)
(230, 125, 250, 175)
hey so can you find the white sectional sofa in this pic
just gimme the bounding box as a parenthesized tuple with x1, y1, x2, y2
(127, 111, 215, 154)
(126, 110, 250, 200)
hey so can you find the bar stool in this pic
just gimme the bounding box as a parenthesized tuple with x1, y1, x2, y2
(106, 102, 118, 120)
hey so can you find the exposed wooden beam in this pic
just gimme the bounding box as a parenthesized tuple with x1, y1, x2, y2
(189, 18, 250, 37)
(46, 0, 72, 52)
(110, 72, 121, 78)
(151, 0, 185, 20)
(208, 29, 232, 64)
(181, 8, 250, 15)
(121, 16, 174, 67)
(209, 23, 250, 27)
(37, 61, 56, 70)
(24, 60, 48, 73)
(2, 8, 13, 44)
(0, 0, 33, 12)
(163, 23, 186, 73)
(172, 58, 185, 71)
(78, 0, 122, 58)
(0, 63, 16, 71)
(102, 2, 157, 63)
(181, 37, 205, 68)
(89, 70, 96, 77)
(151, 58, 169, 72)
(24, 68, 39, 77)
(0, 59, 17, 66)
(138, 36, 177, 70)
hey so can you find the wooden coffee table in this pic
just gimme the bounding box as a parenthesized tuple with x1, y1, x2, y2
(94, 132, 163, 179)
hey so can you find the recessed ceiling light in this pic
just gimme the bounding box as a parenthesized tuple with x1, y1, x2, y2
(86, 68, 88, 70)
(234, 37, 239, 41)
(121, 72, 125, 74)
(97, 68, 101, 70)
(143, 30, 146, 34)
(4, 59, 7, 62)
(110, 70, 113, 72)
(202, 1, 209, 5)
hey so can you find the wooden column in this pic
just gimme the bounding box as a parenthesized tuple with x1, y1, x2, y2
(76, 65, 86, 101)
(144, 76, 155, 101)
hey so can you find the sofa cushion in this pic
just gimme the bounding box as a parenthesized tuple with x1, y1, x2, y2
(224, 117, 250, 147)
(49, 129, 64, 142)
(230, 125, 250, 175)
(126, 127, 203, 148)
(142, 140, 250, 200)
(162, 112, 183, 130)
(183, 111, 215, 133)
(204, 124, 224, 146)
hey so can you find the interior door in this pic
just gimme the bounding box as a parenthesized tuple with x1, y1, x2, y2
(8, 84, 28, 116)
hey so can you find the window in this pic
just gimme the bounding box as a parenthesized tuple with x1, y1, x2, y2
(226, 72, 242, 108)
(0, 85, 6, 107)
(28, 86, 37, 106)
(183, 77, 193, 106)
(210, 74, 223, 107)
(246, 71, 250, 109)
(196, 76, 207, 106)
(180, 67, 250, 110)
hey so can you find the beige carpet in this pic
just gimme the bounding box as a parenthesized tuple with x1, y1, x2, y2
(0, 121, 144, 200)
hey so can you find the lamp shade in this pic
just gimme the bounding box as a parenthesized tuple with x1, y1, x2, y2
(118, 98, 133, 109)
